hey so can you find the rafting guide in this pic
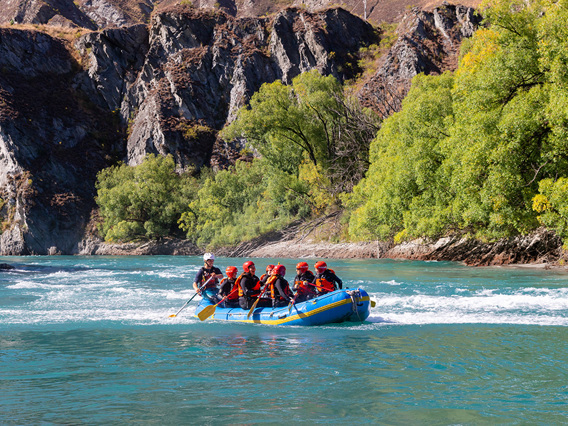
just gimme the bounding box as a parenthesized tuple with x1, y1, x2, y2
(192, 253, 223, 303)
(171, 255, 372, 325)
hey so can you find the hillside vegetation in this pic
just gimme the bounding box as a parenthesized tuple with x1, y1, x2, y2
(96, 0, 568, 250)
(349, 0, 568, 246)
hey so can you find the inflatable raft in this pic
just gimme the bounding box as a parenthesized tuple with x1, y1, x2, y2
(195, 288, 371, 326)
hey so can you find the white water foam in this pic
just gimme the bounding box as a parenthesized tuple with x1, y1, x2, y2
(380, 280, 401, 286)
(369, 288, 568, 326)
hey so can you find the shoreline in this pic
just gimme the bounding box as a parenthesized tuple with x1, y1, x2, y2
(68, 226, 567, 269)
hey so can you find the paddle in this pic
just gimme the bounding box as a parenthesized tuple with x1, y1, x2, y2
(169, 276, 214, 318)
(247, 284, 269, 319)
(287, 292, 299, 314)
(197, 288, 238, 321)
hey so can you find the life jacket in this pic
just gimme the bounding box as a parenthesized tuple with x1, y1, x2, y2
(201, 267, 218, 289)
(294, 271, 315, 293)
(314, 269, 336, 294)
(294, 280, 315, 295)
(237, 273, 261, 298)
(219, 278, 239, 300)
(269, 275, 291, 300)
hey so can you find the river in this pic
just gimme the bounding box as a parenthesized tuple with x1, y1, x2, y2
(1, 256, 567, 424)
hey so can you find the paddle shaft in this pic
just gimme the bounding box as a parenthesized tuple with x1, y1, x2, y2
(287, 293, 299, 314)
(247, 284, 269, 319)
(170, 276, 214, 318)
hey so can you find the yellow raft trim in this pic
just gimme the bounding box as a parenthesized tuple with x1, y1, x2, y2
(204, 295, 370, 325)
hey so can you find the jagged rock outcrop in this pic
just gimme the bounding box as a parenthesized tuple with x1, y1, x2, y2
(383, 228, 562, 266)
(109, 6, 379, 168)
(77, 237, 200, 255)
(0, 0, 153, 29)
(358, 3, 481, 117)
(0, 28, 121, 254)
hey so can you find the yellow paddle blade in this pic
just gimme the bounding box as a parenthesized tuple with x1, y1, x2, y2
(198, 304, 217, 321)
(168, 314, 177, 318)
(371, 300, 376, 308)
(247, 299, 260, 319)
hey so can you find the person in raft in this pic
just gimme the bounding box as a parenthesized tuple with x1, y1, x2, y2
(218, 266, 239, 308)
(238, 261, 262, 310)
(268, 264, 293, 307)
(259, 264, 275, 286)
(193, 253, 223, 303)
(292, 261, 317, 303)
(313, 261, 342, 295)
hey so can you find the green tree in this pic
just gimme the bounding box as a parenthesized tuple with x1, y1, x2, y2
(96, 154, 197, 241)
(222, 70, 380, 197)
(349, 72, 455, 240)
(533, 178, 568, 244)
(179, 159, 310, 247)
(349, 0, 568, 243)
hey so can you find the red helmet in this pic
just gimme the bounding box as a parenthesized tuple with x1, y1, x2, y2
(266, 264, 275, 273)
(225, 266, 238, 278)
(243, 261, 255, 273)
(272, 265, 286, 276)
(296, 262, 309, 273)
(314, 261, 327, 273)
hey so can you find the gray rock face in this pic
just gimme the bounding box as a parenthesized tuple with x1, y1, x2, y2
(0, 28, 119, 254)
(358, 3, 481, 117)
(74, 24, 149, 111)
(0, 0, 150, 29)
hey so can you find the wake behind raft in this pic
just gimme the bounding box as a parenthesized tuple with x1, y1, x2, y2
(195, 288, 371, 326)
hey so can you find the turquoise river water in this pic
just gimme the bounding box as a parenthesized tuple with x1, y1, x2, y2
(1, 255, 567, 424)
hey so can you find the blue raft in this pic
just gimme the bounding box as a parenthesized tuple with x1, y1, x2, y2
(195, 288, 371, 326)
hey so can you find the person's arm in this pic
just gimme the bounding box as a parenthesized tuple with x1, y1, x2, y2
(240, 276, 249, 297)
(212, 267, 223, 281)
(275, 279, 291, 302)
(334, 273, 343, 289)
(193, 268, 204, 293)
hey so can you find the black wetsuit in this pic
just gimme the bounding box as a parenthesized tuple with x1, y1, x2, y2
(313, 269, 343, 294)
(293, 271, 317, 303)
(219, 278, 239, 307)
(271, 276, 293, 307)
(238, 273, 260, 310)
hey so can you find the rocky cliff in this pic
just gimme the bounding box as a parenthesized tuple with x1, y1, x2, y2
(359, 3, 481, 117)
(0, 0, 481, 29)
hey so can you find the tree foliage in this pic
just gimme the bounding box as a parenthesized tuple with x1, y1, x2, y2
(222, 70, 380, 196)
(349, 0, 568, 243)
(96, 154, 197, 241)
(178, 158, 312, 247)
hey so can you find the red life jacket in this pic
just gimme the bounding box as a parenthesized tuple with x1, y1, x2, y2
(219, 278, 239, 301)
(294, 271, 315, 294)
(237, 273, 261, 297)
(315, 269, 336, 294)
(294, 280, 312, 294)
